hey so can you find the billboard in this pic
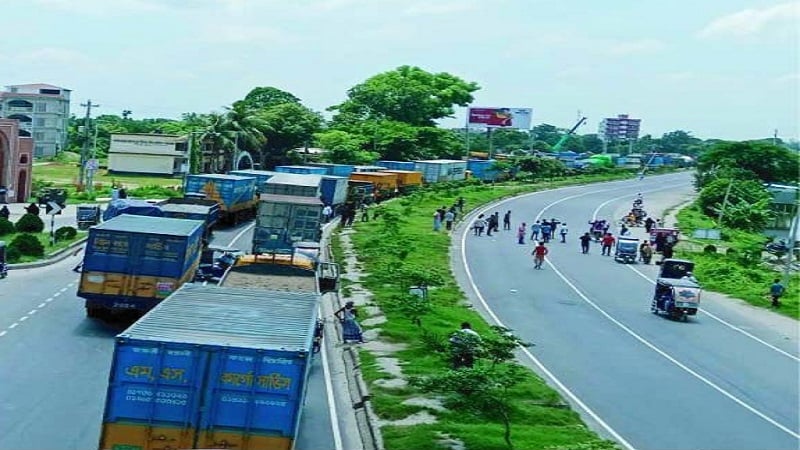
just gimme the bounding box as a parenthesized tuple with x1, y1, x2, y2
(468, 107, 532, 129)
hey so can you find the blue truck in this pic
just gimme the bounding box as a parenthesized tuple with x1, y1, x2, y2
(77, 215, 204, 319)
(102, 199, 164, 222)
(229, 169, 280, 194)
(158, 197, 220, 242)
(184, 174, 257, 224)
(98, 283, 319, 450)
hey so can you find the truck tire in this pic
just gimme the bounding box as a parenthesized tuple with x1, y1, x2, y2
(86, 307, 105, 319)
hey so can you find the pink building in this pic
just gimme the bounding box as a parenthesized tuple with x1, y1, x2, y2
(0, 118, 34, 203)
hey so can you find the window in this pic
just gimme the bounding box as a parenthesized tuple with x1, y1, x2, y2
(34, 118, 45, 127)
(20, 155, 28, 164)
(34, 132, 45, 141)
(35, 102, 47, 112)
(39, 88, 61, 95)
(34, 144, 45, 157)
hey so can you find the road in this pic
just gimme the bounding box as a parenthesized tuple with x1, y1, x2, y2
(457, 172, 799, 450)
(0, 221, 346, 450)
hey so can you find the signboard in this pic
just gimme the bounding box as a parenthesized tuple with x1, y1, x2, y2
(86, 159, 99, 171)
(468, 107, 532, 129)
(47, 201, 62, 216)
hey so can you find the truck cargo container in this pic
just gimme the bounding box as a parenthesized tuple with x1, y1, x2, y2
(159, 198, 220, 241)
(274, 165, 328, 175)
(98, 283, 318, 450)
(379, 170, 423, 191)
(253, 194, 324, 254)
(229, 169, 280, 194)
(352, 165, 387, 173)
(102, 199, 164, 221)
(376, 160, 416, 171)
(184, 174, 257, 223)
(263, 173, 322, 198)
(221, 252, 339, 294)
(305, 162, 355, 177)
(347, 180, 374, 205)
(78, 215, 204, 318)
(320, 175, 348, 206)
(413, 159, 467, 183)
(349, 172, 399, 195)
(466, 159, 499, 181)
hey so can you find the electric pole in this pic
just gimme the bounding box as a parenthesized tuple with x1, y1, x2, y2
(79, 100, 100, 190)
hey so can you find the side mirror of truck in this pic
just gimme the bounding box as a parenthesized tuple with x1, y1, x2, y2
(317, 262, 340, 294)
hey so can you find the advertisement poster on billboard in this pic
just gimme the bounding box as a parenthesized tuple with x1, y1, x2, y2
(468, 107, 532, 129)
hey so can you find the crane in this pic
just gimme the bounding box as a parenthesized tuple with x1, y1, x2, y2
(550, 116, 587, 153)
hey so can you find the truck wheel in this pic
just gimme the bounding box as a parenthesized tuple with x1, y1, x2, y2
(86, 307, 104, 319)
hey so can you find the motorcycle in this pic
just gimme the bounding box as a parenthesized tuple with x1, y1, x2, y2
(0, 241, 7, 279)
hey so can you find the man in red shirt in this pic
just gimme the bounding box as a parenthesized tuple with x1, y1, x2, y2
(601, 233, 616, 256)
(532, 241, 549, 269)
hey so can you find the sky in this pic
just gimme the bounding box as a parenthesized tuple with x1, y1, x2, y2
(1, 0, 798, 141)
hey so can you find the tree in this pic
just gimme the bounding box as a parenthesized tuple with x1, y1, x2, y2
(581, 133, 604, 154)
(659, 130, 701, 155)
(530, 124, 561, 146)
(315, 130, 376, 164)
(697, 178, 774, 231)
(257, 103, 323, 167)
(696, 141, 800, 187)
(330, 65, 479, 126)
(237, 86, 301, 110)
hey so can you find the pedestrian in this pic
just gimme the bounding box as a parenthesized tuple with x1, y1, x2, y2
(322, 204, 333, 223)
(541, 221, 552, 243)
(438, 206, 447, 221)
(118, 188, 128, 199)
(532, 241, 549, 269)
(770, 278, 785, 308)
(517, 222, 526, 244)
(486, 214, 494, 236)
(530, 220, 541, 241)
(579, 232, 592, 254)
(639, 241, 653, 264)
(661, 242, 674, 260)
(645, 217, 656, 233)
(449, 322, 481, 369)
(433, 210, 442, 231)
(334, 301, 365, 343)
(550, 218, 560, 235)
(0, 205, 9, 220)
(503, 210, 512, 230)
(26, 202, 40, 216)
(457, 197, 465, 213)
(473, 214, 486, 236)
(601, 233, 616, 256)
(493, 212, 500, 232)
(360, 204, 369, 222)
(654, 232, 666, 253)
(620, 224, 630, 236)
(444, 209, 455, 231)
(559, 223, 568, 243)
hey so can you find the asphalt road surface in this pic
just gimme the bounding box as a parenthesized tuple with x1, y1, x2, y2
(458, 172, 799, 450)
(0, 221, 342, 450)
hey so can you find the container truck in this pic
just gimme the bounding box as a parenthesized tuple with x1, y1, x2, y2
(319, 175, 348, 207)
(229, 169, 280, 194)
(413, 159, 467, 183)
(97, 283, 319, 450)
(102, 199, 164, 221)
(376, 160, 416, 171)
(305, 162, 355, 177)
(274, 165, 328, 175)
(184, 174, 257, 224)
(378, 170, 423, 192)
(78, 215, 204, 319)
(158, 198, 220, 242)
(253, 194, 324, 254)
(349, 172, 399, 198)
(263, 173, 322, 198)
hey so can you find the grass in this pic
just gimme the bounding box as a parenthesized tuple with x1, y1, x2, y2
(675, 204, 799, 319)
(3, 231, 86, 264)
(33, 162, 183, 189)
(335, 172, 657, 450)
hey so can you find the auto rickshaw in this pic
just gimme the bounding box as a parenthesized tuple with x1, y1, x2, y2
(650, 227, 680, 252)
(614, 237, 639, 264)
(195, 246, 242, 282)
(76, 204, 102, 230)
(0, 241, 7, 278)
(651, 258, 701, 321)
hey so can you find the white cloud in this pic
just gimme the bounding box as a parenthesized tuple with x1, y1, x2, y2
(603, 39, 665, 56)
(32, 0, 170, 14)
(697, 2, 800, 38)
(20, 47, 91, 65)
(404, 0, 478, 16)
(207, 25, 287, 44)
(774, 72, 800, 83)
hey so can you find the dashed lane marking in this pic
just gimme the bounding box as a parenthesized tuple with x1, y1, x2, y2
(38, 303, 46, 308)
(28, 310, 37, 315)
(19, 316, 28, 322)
(0, 331, 6, 337)
(9, 323, 18, 329)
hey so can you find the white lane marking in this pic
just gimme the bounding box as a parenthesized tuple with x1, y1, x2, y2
(9, 323, 18, 329)
(0, 330, 6, 337)
(460, 186, 636, 450)
(590, 185, 684, 221)
(625, 265, 800, 362)
(545, 259, 800, 439)
(38, 303, 46, 308)
(19, 316, 28, 322)
(45, 297, 53, 303)
(53, 292, 61, 297)
(320, 316, 344, 450)
(28, 310, 37, 315)
(59, 287, 68, 293)
(229, 222, 255, 247)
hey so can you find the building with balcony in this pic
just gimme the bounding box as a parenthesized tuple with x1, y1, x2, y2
(0, 83, 71, 158)
(599, 114, 641, 141)
(0, 118, 34, 203)
(108, 133, 189, 175)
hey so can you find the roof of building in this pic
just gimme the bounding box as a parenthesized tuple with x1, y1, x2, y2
(5, 83, 71, 91)
(0, 92, 69, 99)
(111, 133, 186, 139)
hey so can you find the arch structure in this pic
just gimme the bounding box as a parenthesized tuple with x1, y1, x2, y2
(0, 119, 34, 203)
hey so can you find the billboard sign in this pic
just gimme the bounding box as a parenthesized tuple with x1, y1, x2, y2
(468, 107, 532, 129)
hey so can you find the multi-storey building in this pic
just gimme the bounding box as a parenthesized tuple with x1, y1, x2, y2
(0, 83, 71, 157)
(598, 114, 641, 141)
(0, 118, 34, 203)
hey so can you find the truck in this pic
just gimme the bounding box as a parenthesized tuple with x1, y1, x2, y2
(102, 198, 164, 222)
(97, 283, 320, 450)
(158, 197, 220, 242)
(77, 215, 204, 319)
(253, 194, 324, 255)
(184, 174, 257, 224)
(413, 159, 467, 183)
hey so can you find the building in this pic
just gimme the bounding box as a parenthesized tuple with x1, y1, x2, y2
(764, 183, 799, 241)
(0, 83, 70, 157)
(0, 119, 34, 203)
(108, 133, 188, 175)
(599, 114, 641, 141)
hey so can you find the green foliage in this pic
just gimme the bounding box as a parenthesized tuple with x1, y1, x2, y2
(10, 233, 45, 256)
(696, 141, 800, 187)
(5, 245, 21, 263)
(237, 86, 301, 109)
(0, 217, 15, 236)
(55, 226, 78, 241)
(315, 130, 376, 164)
(386, 292, 432, 327)
(15, 213, 45, 233)
(482, 326, 533, 368)
(697, 178, 773, 231)
(703, 244, 717, 254)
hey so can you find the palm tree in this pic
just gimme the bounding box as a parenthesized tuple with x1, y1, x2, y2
(196, 107, 268, 173)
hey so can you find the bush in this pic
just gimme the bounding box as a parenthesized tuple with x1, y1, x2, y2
(0, 217, 14, 236)
(15, 213, 45, 233)
(55, 226, 78, 241)
(5, 246, 21, 263)
(703, 244, 717, 254)
(10, 233, 44, 257)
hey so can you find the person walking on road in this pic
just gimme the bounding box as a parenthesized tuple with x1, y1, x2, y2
(0, 205, 9, 220)
(517, 222, 526, 244)
(473, 214, 486, 236)
(503, 210, 512, 230)
(433, 211, 442, 231)
(601, 233, 616, 256)
(541, 221, 552, 243)
(770, 278, 785, 308)
(334, 301, 365, 344)
(486, 214, 495, 236)
(559, 223, 568, 243)
(639, 241, 653, 264)
(530, 220, 541, 241)
(579, 232, 592, 254)
(645, 217, 656, 233)
(532, 241, 549, 269)
(444, 209, 455, 231)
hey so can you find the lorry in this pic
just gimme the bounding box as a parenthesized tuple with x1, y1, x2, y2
(77, 215, 204, 319)
(158, 197, 220, 242)
(184, 174, 257, 224)
(253, 194, 324, 255)
(102, 198, 164, 222)
(97, 283, 320, 450)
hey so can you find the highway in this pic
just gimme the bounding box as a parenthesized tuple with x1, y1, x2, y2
(0, 221, 345, 450)
(457, 172, 800, 450)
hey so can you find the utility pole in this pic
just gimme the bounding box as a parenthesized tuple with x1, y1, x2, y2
(78, 100, 100, 190)
(773, 129, 778, 146)
(716, 179, 734, 226)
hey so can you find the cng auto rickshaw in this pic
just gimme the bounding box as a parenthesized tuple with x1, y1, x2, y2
(614, 237, 640, 263)
(0, 241, 7, 278)
(651, 259, 701, 321)
(76, 204, 102, 230)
